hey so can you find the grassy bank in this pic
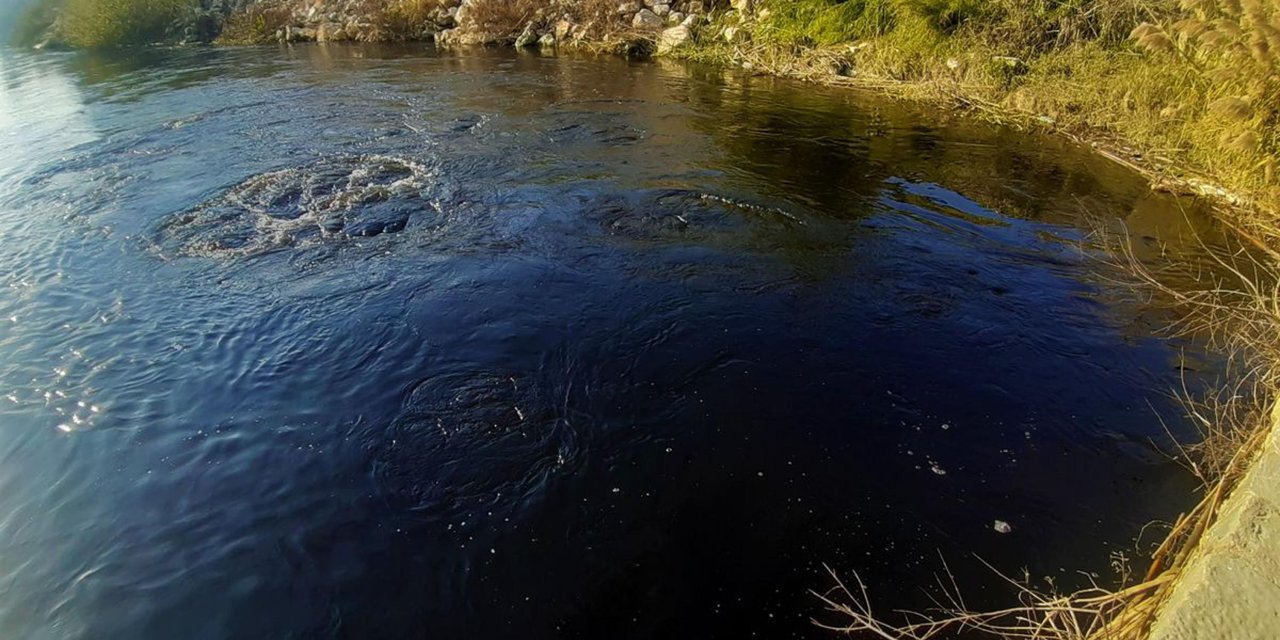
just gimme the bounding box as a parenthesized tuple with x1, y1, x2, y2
(674, 0, 1280, 247)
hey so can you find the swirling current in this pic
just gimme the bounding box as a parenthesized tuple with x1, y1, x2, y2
(0, 45, 1232, 639)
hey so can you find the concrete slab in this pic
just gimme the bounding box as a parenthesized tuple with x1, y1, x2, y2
(1148, 407, 1280, 640)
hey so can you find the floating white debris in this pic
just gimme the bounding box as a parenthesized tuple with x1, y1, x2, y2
(993, 520, 1013, 534)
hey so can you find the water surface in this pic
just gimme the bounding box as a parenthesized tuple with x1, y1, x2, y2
(0, 44, 1227, 639)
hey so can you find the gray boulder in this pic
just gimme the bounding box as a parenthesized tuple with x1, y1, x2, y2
(633, 9, 664, 29)
(514, 22, 539, 47)
(657, 24, 691, 53)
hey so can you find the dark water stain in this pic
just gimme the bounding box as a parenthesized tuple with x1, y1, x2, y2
(0, 45, 1231, 640)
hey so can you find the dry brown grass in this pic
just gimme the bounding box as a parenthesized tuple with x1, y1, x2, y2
(216, 4, 292, 44)
(977, 0, 1156, 52)
(1110, 216, 1280, 482)
(464, 0, 543, 36)
(815, 426, 1265, 640)
(371, 0, 442, 40)
(1128, 0, 1280, 206)
(561, 0, 649, 52)
(816, 416, 1270, 639)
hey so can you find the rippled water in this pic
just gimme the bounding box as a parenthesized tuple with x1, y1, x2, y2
(0, 44, 1231, 639)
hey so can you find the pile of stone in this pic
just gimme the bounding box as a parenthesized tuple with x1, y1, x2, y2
(438, 0, 714, 50)
(28, 0, 752, 51)
(234, 0, 727, 52)
(270, 0, 449, 43)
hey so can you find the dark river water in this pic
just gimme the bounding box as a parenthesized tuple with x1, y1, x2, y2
(0, 44, 1231, 639)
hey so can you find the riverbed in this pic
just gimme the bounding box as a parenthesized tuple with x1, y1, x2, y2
(0, 44, 1229, 639)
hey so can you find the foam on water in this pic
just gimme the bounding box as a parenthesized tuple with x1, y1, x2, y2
(155, 155, 435, 257)
(369, 369, 583, 518)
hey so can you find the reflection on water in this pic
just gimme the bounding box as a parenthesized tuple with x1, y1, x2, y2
(0, 44, 1229, 639)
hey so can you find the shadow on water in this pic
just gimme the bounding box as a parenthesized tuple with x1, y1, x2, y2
(0, 44, 1238, 639)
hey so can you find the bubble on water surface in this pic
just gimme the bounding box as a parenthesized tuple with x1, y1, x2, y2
(584, 188, 803, 244)
(368, 371, 579, 517)
(154, 155, 434, 257)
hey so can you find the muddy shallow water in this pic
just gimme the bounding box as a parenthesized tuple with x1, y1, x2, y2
(0, 44, 1230, 639)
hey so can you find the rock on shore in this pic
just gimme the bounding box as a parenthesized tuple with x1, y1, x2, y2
(222, 0, 721, 51)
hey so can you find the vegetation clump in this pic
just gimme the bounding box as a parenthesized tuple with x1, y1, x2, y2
(215, 4, 292, 44)
(373, 0, 443, 40)
(55, 0, 195, 48)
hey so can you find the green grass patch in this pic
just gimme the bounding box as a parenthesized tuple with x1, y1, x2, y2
(757, 0, 894, 46)
(756, 0, 998, 47)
